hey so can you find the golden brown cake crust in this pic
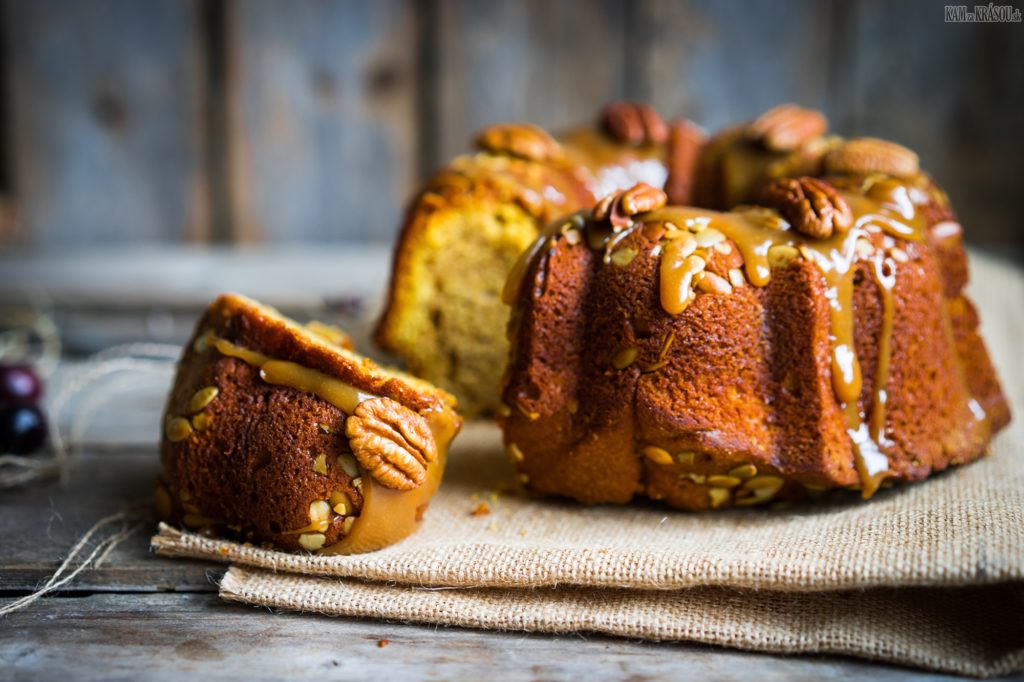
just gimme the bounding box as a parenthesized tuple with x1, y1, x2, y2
(205, 294, 453, 415)
(375, 105, 705, 416)
(500, 163, 1009, 510)
(159, 294, 460, 553)
(160, 355, 364, 551)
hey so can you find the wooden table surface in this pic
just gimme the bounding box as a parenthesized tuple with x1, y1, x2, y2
(1, 247, 1020, 681)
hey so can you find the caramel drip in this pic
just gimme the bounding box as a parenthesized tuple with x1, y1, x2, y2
(827, 252, 898, 498)
(868, 254, 897, 444)
(209, 334, 454, 554)
(618, 179, 932, 496)
(659, 237, 702, 314)
(321, 410, 455, 555)
(559, 127, 669, 199)
(260, 361, 374, 414)
(603, 227, 633, 262)
(645, 207, 793, 287)
(847, 422, 889, 497)
(786, 228, 869, 410)
(503, 232, 551, 305)
(503, 173, 945, 497)
(211, 337, 267, 367)
(213, 337, 375, 413)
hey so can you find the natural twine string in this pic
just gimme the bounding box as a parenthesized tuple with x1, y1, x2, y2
(0, 343, 180, 488)
(0, 343, 181, 615)
(0, 507, 148, 617)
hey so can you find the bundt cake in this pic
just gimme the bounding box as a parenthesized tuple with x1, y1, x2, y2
(376, 102, 704, 416)
(157, 293, 461, 553)
(499, 111, 1009, 509)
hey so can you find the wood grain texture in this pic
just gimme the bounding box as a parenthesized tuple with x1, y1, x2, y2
(630, 0, 836, 130)
(226, 0, 418, 243)
(1, 0, 1020, 251)
(843, 0, 1024, 246)
(2, 0, 208, 248)
(0, 449, 217, 592)
(0, 592, 981, 682)
(629, 0, 1023, 249)
(432, 0, 628, 164)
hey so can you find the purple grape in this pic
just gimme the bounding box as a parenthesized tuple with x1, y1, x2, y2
(0, 364, 43, 405)
(0, 404, 47, 454)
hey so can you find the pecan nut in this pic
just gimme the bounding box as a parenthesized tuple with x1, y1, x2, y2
(764, 135, 838, 181)
(474, 123, 562, 162)
(757, 176, 853, 239)
(747, 104, 828, 152)
(601, 101, 669, 146)
(663, 119, 706, 205)
(593, 182, 668, 229)
(823, 137, 920, 178)
(345, 397, 437, 491)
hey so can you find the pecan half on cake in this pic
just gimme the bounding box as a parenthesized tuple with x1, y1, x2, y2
(499, 131, 1008, 509)
(375, 103, 704, 416)
(158, 294, 460, 553)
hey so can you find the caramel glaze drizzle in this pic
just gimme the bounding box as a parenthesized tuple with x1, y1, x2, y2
(506, 175, 986, 498)
(207, 335, 453, 554)
(559, 128, 669, 201)
(647, 180, 932, 497)
(867, 254, 897, 446)
(442, 126, 666, 226)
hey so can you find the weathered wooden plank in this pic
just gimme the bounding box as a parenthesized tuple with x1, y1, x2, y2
(433, 0, 628, 163)
(0, 592, 970, 682)
(844, 0, 1024, 247)
(0, 245, 391, 307)
(226, 0, 418, 243)
(629, 0, 836, 130)
(630, 0, 1022, 250)
(0, 245, 391, 353)
(2, 0, 208, 249)
(0, 450, 216, 592)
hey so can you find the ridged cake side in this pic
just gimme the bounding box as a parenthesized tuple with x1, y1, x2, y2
(376, 106, 703, 416)
(500, 169, 1008, 510)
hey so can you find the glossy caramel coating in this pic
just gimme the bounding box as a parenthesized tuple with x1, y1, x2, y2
(376, 109, 703, 416)
(160, 294, 460, 553)
(500, 167, 1009, 510)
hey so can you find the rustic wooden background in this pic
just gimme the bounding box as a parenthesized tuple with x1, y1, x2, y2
(1, 0, 1021, 252)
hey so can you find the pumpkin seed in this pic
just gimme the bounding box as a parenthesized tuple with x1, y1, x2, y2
(642, 445, 673, 466)
(298, 533, 326, 551)
(728, 464, 757, 480)
(312, 453, 328, 475)
(166, 417, 193, 443)
(188, 386, 219, 413)
(708, 487, 731, 509)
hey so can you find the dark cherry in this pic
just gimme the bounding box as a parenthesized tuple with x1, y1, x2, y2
(0, 364, 43, 405)
(0, 404, 48, 454)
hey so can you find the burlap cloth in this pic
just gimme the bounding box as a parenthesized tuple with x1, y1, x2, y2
(152, 254, 1024, 677)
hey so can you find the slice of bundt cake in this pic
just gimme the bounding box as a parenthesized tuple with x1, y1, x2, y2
(499, 167, 1009, 509)
(376, 103, 704, 417)
(158, 294, 461, 553)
